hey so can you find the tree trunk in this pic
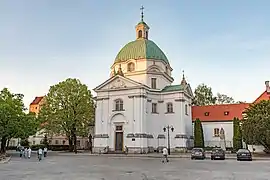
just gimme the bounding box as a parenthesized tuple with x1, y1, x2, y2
(6, 138, 10, 149)
(73, 133, 77, 154)
(0, 137, 7, 154)
(89, 134, 92, 153)
(68, 136, 74, 152)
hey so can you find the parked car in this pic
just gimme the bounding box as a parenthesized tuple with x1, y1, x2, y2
(237, 149, 252, 161)
(211, 148, 225, 160)
(191, 148, 205, 160)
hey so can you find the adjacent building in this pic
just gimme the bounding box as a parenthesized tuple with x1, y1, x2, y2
(192, 81, 270, 152)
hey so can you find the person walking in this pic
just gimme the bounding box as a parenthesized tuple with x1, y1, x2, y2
(43, 147, 48, 157)
(24, 147, 28, 159)
(162, 147, 169, 163)
(38, 147, 43, 161)
(19, 148, 23, 158)
(27, 147, 32, 159)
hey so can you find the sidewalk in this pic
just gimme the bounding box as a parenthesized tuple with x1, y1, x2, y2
(56, 152, 270, 160)
(0, 156, 11, 164)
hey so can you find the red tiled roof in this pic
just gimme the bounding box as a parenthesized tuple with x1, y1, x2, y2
(192, 103, 250, 122)
(253, 91, 270, 103)
(30, 96, 44, 105)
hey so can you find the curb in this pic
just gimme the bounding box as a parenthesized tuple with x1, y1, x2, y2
(0, 156, 11, 164)
(56, 153, 270, 161)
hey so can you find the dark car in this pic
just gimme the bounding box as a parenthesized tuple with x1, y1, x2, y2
(237, 149, 252, 161)
(191, 148, 205, 160)
(211, 148, 225, 160)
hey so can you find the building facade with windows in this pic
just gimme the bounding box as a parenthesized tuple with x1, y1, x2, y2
(93, 15, 194, 153)
(192, 81, 270, 152)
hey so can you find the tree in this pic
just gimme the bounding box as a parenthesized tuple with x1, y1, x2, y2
(0, 88, 39, 154)
(216, 93, 235, 104)
(242, 100, 270, 151)
(40, 134, 49, 148)
(193, 84, 216, 106)
(194, 118, 204, 148)
(39, 78, 95, 153)
(233, 117, 242, 151)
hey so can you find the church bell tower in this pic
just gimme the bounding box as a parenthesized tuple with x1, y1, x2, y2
(135, 6, 149, 40)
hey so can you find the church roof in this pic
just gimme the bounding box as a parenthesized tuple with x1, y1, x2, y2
(192, 103, 250, 122)
(30, 96, 44, 105)
(114, 39, 169, 64)
(161, 84, 185, 92)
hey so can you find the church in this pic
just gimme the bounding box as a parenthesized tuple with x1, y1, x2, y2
(93, 10, 194, 153)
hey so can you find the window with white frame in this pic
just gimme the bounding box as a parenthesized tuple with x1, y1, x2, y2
(151, 78, 157, 89)
(152, 103, 157, 113)
(127, 62, 135, 72)
(167, 103, 173, 113)
(213, 128, 220, 137)
(115, 99, 124, 111)
(185, 104, 188, 115)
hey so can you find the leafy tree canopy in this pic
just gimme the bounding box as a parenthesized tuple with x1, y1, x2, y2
(242, 100, 270, 151)
(193, 84, 216, 106)
(216, 93, 235, 104)
(39, 78, 95, 152)
(0, 88, 40, 153)
(193, 84, 235, 105)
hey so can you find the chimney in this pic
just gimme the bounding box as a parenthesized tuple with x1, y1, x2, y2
(265, 81, 270, 94)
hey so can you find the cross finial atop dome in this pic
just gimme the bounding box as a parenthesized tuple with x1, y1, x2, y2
(136, 6, 149, 39)
(140, 5, 144, 22)
(181, 70, 187, 85)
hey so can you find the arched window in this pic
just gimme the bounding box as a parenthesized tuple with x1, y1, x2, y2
(185, 104, 188, 115)
(115, 99, 124, 111)
(138, 30, 142, 38)
(167, 103, 173, 113)
(127, 62, 135, 72)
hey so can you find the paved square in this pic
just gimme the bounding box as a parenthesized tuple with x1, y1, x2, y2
(1, 153, 270, 180)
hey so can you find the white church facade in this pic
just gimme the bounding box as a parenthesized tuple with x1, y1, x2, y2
(93, 13, 194, 153)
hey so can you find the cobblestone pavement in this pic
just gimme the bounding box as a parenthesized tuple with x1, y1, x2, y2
(1, 154, 270, 180)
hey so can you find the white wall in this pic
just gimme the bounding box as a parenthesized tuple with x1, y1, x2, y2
(194, 121, 233, 147)
(111, 59, 173, 90)
(94, 81, 193, 152)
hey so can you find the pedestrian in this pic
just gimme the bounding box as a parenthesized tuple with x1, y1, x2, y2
(38, 147, 43, 161)
(19, 148, 23, 158)
(27, 147, 32, 159)
(162, 147, 169, 163)
(44, 147, 48, 157)
(24, 147, 28, 158)
(125, 146, 128, 155)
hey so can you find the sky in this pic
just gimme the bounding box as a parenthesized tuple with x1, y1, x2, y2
(0, 0, 270, 108)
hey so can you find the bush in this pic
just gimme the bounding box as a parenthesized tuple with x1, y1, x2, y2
(6, 146, 17, 150)
(194, 118, 205, 148)
(49, 145, 69, 151)
(31, 144, 46, 151)
(233, 117, 243, 151)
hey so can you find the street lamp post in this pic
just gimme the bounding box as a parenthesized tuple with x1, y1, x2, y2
(163, 125, 174, 155)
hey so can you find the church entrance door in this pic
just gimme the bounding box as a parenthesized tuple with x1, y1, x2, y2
(115, 125, 123, 152)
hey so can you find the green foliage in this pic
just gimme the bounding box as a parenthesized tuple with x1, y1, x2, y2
(20, 139, 29, 147)
(0, 88, 40, 153)
(31, 144, 46, 151)
(216, 93, 235, 104)
(40, 135, 49, 147)
(233, 117, 242, 151)
(193, 84, 216, 106)
(39, 78, 95, 153)
(193, 84, 235, 105)
(242, 100, 270, 151)
(194, 118, 204, 148)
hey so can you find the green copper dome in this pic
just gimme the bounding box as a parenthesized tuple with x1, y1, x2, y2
(114, 39, 169, 64)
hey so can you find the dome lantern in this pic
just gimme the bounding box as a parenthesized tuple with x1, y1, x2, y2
(136, 6, 149, 40)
